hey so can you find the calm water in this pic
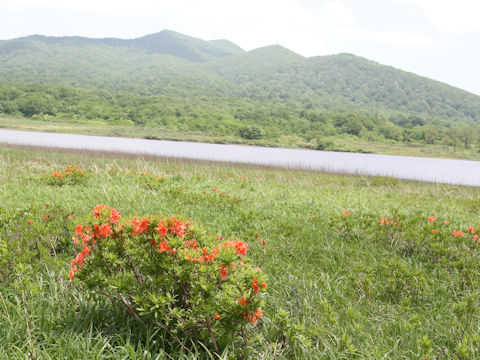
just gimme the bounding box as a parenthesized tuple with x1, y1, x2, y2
(1, 129, 479, 186)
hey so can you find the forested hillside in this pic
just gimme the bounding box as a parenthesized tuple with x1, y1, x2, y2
(1, 30, 480, 154)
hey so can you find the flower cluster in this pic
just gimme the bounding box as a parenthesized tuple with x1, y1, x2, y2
(42, 165, 89, 185)
(379, 216, 401, 226)
(238, 296, 263, 324)
(426, 216, 478, 242)
(69, 204, 119, 279)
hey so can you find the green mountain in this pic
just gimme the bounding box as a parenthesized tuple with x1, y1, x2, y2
(2, 30, 244, 61)
(126, 30, 244, 61)
(0, 32, 235, 95)
(1, 31, 479, 122)
(1, 30, 480, 152)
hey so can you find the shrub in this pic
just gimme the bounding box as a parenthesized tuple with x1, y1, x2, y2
(239, 125, 265, 140)
(0, 203, 75, 283)
(69, 204, 267, 352)
(315, 139, 334, 150)
(42, 165, 89, 186)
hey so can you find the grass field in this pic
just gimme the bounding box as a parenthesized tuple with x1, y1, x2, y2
(1, 145, 480, 359)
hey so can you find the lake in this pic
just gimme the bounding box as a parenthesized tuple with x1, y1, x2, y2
(0, 129, 479, 186)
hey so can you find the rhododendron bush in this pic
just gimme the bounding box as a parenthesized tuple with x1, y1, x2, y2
(42, 165, 89, 186)
(69, 204, 267, 351)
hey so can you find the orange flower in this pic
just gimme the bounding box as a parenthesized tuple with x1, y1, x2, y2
(432, 230, 438, 234)
(253, 307, 263, 320)
(213, 313, 221, 320)
(245, 308, 263, 324)
(342, 210, 350, 216)
(99, 223, 113, 238)
(234, 241, 248, 257)
(68, 269, 76, 280)
(132, 218, 150, 235)
(168, 217, 186, 238)
(252, 278, 260, 294)
(109, 208, 121, 224)
(219, 264, 228, 280)
(443, 220, 450, 225)
(92, 204, 106, 218)
(184, 239, 199, 249)
(238, 296, 248, 306)
(157, 241, 171, 253)
(427, 216, 436, 223)
(156, 220, 168, 238)
(75, 224, 84, 236)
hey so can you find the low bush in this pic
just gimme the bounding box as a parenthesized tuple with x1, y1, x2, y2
(42, 165, 89, 186)
(69, 204, 267, 353)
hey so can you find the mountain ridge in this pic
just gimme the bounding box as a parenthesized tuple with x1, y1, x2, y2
(1, 30, 480, 124)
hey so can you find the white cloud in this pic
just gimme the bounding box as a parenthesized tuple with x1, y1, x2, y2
(0, 0, 154, 15)
(322, 1, 354, 25)
(391, 0, 480, 34)
(333, 26, 437, 46)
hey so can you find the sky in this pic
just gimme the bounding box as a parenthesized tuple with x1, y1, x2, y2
(1, 0, 479, 95)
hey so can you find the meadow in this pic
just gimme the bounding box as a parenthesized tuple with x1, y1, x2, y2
(0, 145, 480, 359)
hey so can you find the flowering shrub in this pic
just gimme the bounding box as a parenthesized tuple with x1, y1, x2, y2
(42, 165, 89, 186)
(69, 204, 267, 352)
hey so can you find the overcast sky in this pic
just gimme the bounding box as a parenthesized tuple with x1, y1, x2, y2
(1, 0, 479, 95)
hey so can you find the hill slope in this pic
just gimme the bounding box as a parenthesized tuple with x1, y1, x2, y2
(1, 31, 480, 123)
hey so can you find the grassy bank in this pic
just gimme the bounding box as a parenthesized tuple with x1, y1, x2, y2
(1, 145, 480, 359)
(2, 116, 480, 161)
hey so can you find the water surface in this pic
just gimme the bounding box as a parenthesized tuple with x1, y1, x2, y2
(1, 129, 479, 186)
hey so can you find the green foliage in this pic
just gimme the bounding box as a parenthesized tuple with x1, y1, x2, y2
(133, 172, 165, 189)
(314, 138, 334, 150)
(239, 125, 265, 140)
(70, 204, 267, 352)
(0, 203, 74, 283)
